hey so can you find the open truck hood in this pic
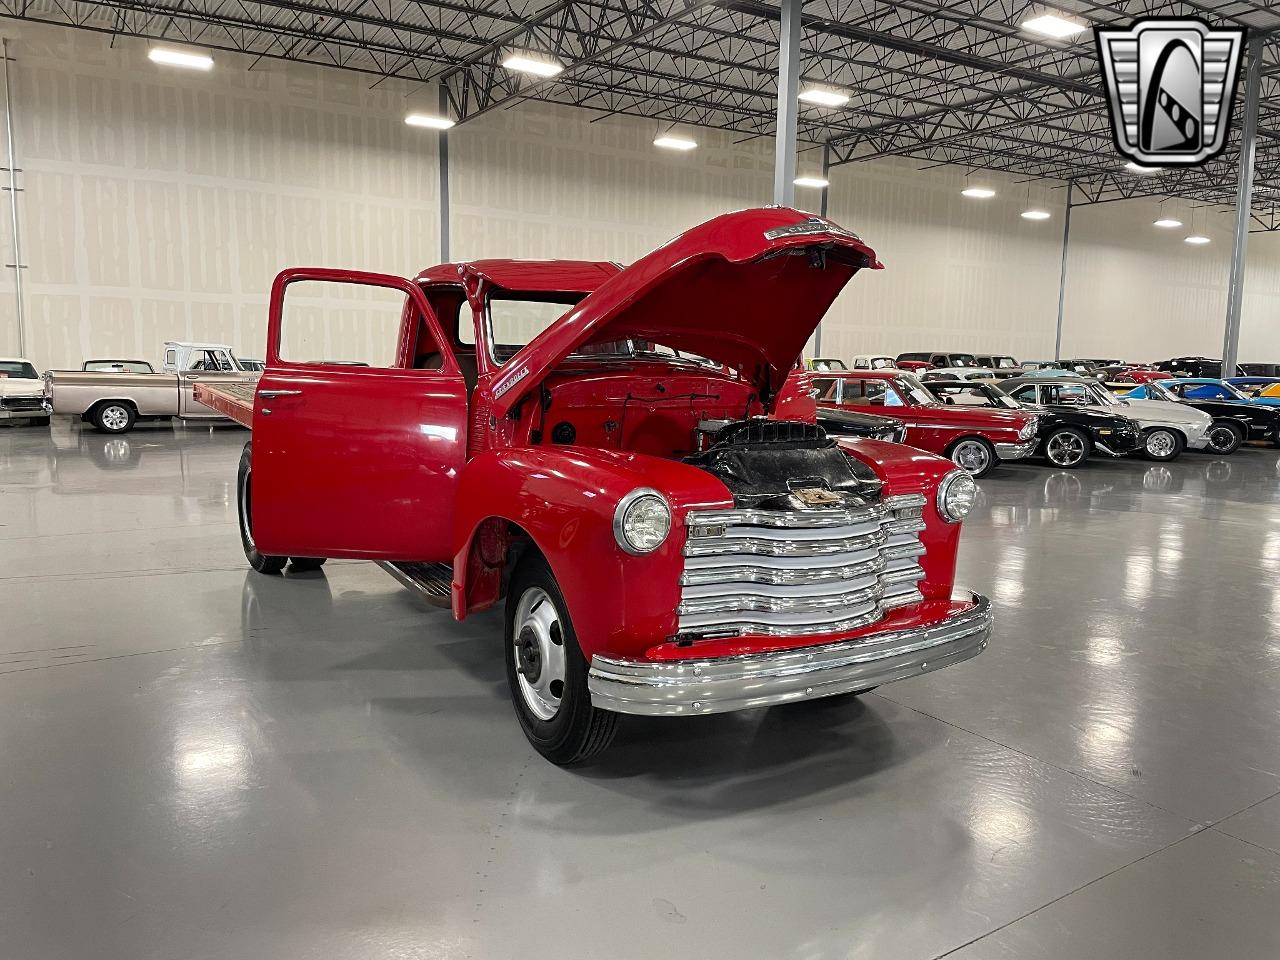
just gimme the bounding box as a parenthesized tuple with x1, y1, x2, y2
(489, 207, 881, 417)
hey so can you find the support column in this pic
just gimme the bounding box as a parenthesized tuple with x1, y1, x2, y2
(813, 142, 831, 356)
(437, 83, 451, 263)
(2, 38, 25, 357)
(1054, 181, 1073, 361)
(772, 0, 800, 207)
(1222, 33, 1264, 377)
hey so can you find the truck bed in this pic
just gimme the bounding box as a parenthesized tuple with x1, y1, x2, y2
(192, 381, 255, 428)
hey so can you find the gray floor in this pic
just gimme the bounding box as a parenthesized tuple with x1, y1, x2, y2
(3, 421, 1279, 960)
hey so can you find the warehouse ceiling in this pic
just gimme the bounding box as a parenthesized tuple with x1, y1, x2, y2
(7, 0, 1280, 227)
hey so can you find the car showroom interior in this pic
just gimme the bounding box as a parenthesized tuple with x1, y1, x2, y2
(2, 1, 1279, 958)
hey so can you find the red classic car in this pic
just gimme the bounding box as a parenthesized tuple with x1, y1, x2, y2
(200, 208, 992, 765)
(803, 369, 1039, 477)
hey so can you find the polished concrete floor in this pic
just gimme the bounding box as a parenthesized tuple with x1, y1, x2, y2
(2, 421, 1279, 960)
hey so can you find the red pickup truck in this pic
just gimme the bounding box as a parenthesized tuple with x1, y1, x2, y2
(199, 208, 992, 765)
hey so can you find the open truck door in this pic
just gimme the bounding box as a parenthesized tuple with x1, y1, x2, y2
(248, 268, 468, 561)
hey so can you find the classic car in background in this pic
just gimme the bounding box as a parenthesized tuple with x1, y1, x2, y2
(1000, 376, 1212, 461)
(195, 207, 993, 766)
(849, 354, 898, 370)
(46, 341, 260, 433)
(921, 367, 1002, 384)
(923, 380, 1142, 468)
(1121, 380, 1280, 454)
(1227, 376, 1280, 395)
(810, 369, 1038, 477)
(973, 353, 1019, 374)
(1161, 377, 1280, 410)
(0, 357, 51, 426)
(1152, 357, 1244, 378)
(896, 351, 981, 369)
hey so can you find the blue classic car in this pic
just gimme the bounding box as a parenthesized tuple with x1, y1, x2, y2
(1153, 377, 1280, 408)
(1227, 375, 1280, 396)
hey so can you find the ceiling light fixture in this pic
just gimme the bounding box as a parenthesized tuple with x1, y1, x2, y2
(148, 47, 214, 70)
(962, 186, 996, 198)
(794, 176, 830, 188)
(1021, 209, 1052, 220)
(405, 114, 455, 130)
(798, 87, 850, 107)
(653, 134, 697, 151)
(501, 53, 563, 77)
(1184, 235, 1211, 245)
(1153, 217, 1183, 228)
(1021, 12, 1088, 39)
(1126, 162, 1162, 174)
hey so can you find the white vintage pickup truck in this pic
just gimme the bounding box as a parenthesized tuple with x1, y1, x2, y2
(46, 341, 260, 433)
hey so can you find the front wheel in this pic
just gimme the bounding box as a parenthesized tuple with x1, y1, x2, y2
(1142, 427, 1184, 462)
(505, 553, 617, 765)
(237, 442, 287, 575)
(947, 436, 996, 478)
(1205, 422, 1243, 455)
(1044, 427, 1090, 468)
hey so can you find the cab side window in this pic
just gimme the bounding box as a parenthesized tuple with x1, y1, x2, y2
(930, 354, 948, 367)
(1010, 385, 1038, 404)
(278, 280, 406, 368)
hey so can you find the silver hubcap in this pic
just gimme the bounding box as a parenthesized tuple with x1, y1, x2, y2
(1146, 431, 1175, 458)
(513, 587, 566, 721)
(952, 440, 990, 475)
(101, 405, 129, 431)
(1047, 431, 1085, 465)
(1208, 427, 1236, 452)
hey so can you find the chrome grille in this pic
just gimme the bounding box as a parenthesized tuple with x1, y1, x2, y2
(1, 396, 44, 412)
(678, 493, 927, 638)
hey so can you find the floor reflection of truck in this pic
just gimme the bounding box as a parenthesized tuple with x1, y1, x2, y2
(46, 341, 260, 433)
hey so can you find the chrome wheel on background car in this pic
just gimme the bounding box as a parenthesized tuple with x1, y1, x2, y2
(1205, 423, 1242, 455)
(512, 586, 567, 721)
(948, 438, 994, 478)
(1143, 428, 1182, 462)
(93, 402, 135, 434)
(1045, 428, 1088, 468)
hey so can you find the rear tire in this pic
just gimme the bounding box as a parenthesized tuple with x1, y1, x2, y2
(1205, 421, 1243, 455)
(30, 415, 50, 427)
(237, 442, 286, 575)
(1142, 427, 1184, 462)
(91, 402, 135, 434)
(946, 436, 996, 478)
(1043, 427, 1090, 468)
(505, 553, 617, 765)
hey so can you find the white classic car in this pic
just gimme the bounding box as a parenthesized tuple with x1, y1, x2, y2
(0, 357, 50, 426)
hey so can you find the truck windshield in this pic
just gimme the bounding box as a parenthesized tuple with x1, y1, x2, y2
(0, 361, 38, 379)
(487, 292, 714, 369)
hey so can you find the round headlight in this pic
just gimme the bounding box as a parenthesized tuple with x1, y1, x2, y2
(613, 488, 672, 554)
(937, 470, 978, 523)
(1018, 417, 1038, 440)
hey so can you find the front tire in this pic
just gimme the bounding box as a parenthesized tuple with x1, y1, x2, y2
(237, 442, 286, 575)
(505, 553, 617, 765)
(1043, 427, 1090, 468)
(1205, 421, 1243, 455)
(1142, 427, 1184, 462)
(946, 436, 996, 478)
(92, 402, 135, 434)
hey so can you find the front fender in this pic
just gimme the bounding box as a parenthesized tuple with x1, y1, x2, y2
(452, 446, 732, 659)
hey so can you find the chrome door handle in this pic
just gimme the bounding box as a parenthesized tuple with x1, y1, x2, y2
(186, 374, 200, 380)
(259, 389, 302, 399)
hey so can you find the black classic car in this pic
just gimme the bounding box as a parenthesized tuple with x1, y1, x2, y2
(813, 406, 908, 444)
(1152, 357, 1244, 378)
(1122, 380, 1280, 454)
(924, 380, 1142, 468)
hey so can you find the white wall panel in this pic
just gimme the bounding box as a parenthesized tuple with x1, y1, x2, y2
(1, 21, 439, 369)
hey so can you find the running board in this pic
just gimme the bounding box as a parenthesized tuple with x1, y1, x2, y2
(377, 561, 453, 609)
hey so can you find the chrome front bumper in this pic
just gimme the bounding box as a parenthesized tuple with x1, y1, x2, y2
(587, 592, 991, 716)
(994, 439, 1038, 460)
(0, 398, 50, 419)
